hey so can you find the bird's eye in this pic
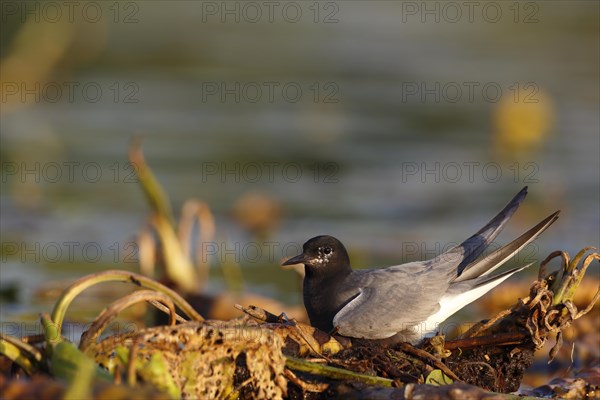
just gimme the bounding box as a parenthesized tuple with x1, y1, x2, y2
(323, 247, 332, 255)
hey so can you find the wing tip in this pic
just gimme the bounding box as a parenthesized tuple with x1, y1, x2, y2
(539, 210, 561, 230)
(474, 262, 533, 287)
(516, 185, 529, 201)
(520, 185, 529, 194)
(454, 209, 560, 282)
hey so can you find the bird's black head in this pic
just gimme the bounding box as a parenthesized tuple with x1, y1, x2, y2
(282, 235, 351, 272)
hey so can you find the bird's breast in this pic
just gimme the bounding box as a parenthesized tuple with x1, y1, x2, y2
(303, 274, 356, 333)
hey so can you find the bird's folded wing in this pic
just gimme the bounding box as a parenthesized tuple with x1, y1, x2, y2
(452, 211, 559, 282)
(332, 269, 446, 340)
(440, 186, 528, 278)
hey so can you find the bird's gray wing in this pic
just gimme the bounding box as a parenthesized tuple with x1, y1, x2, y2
(436, 186, 529, 278)
(368, 187, 528, 281)
(453, 211, 559, 282)
(332, 266, 446, 339)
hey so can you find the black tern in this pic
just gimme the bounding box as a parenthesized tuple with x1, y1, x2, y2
(282, 187, 559, 344)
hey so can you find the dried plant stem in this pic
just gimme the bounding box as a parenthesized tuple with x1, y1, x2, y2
(444, 332, 528, 351)
(396, 342, 461, 382)
(0, 334, 44, 375)
(51, 270, 204, 339)
(285, 356, 395, 387)
(79, 290, 178, 352)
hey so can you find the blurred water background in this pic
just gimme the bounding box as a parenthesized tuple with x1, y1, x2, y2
(1, 0, 598, 355)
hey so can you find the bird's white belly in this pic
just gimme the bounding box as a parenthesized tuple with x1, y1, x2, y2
(417, 276, 514, 340)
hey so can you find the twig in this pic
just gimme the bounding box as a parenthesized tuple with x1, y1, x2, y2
(396, 342, 462, 382)
(50, 270, 204, 338)
(0, 334, 44, 375)
(539, 250, 569, 281)
(236, 304, 334, 360)
(575, 287, 600, 319)
(291, 323, 332, 362)
(147, 300, 188, 324)
(444, 332, 528, 351)
(79, 290, 178, 352)
(284, 368, 329, 393)
(285, 356, 394, 387)
(469, 309, 513, 337)
(235, 304, 281, 323)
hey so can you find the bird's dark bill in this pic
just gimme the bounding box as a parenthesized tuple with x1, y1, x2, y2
(282, 253, 308, 266)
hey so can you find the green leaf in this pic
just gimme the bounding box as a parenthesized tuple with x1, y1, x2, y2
(425, 369, 454, 386)
(51, 341, 112, 399)
(0, 334, 43, 375)
(139, 352, 181, 399)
